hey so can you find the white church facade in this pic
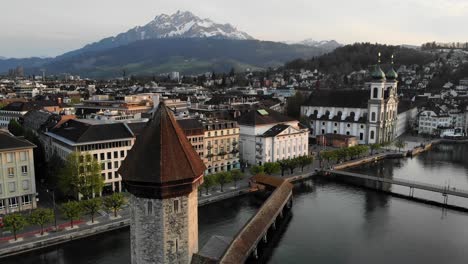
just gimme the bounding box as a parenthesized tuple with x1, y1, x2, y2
(301, 62, 399, 145)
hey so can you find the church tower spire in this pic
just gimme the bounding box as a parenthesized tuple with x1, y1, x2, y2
(386, 54, 398, 81)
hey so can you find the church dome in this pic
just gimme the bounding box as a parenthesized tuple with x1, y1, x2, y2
(386, 67, 398, 80)
(371, 65, 386, 80)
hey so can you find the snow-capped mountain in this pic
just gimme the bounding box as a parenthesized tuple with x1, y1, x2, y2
(62, 11, 253, 57)
(142, 10, 253, 40)
(292, 39, 342, 50)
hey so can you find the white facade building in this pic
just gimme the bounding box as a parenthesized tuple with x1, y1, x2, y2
(418, 108, 465, 137)
(301, 64, 399, 144)
(238, 109, 309, 165)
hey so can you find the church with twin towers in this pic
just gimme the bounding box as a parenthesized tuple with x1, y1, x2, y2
(301, 54, 399, 145)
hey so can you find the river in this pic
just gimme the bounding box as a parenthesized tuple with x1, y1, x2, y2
(4, 143, 468, 263)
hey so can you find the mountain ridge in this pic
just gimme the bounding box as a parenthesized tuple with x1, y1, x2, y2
(59, 10, 253, 58)
(33, 38, 325, 78)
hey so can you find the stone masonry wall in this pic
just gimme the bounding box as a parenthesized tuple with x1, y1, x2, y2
(130, 192, 197, 264)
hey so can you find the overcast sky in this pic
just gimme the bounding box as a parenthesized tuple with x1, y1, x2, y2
(1, 0, 468, 58)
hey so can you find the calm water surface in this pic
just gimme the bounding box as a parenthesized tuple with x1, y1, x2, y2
(346, 143, 468, 207)
(5, 143, 468, 263)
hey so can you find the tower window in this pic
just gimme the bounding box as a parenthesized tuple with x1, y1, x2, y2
(373, 87, 378, 98)
(371, 112, 376, 121)
(147, 201, 152, 215)
(370, 131, 375, 139)
(173, 199, 179, 213)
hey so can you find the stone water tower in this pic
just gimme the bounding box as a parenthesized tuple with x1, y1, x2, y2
(119, 102, 206, 264)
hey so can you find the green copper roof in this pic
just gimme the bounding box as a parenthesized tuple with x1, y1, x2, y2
(371, 65, 386, 80)
(386, 67, 398, 80)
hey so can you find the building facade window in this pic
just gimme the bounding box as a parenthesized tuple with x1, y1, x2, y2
(8, 197, 18, 208)
(173, 199, 179, 213)
(147, 201, 153, 215)
(370, 130, 375, 139)
(373, 87, 378, 98)
(371, 112, 376, 121)
(20, 151, 27, 161)
(8, 182, 16, 192)
(22, 195, 31, 205)
(6, 153, 13, 163)
(7, 167, 14, 177)
(21, 165, 28, 175)
(22, 180, 29, 190)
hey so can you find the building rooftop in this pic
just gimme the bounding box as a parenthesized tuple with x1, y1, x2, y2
(1, 100, 64, 112)
(0, 131, 35, 151)
(237, 109, 295, 126)
(261, 124, 290, 137)
(304, 90, 369, 109)
(177, 118, 204, 131)
(48, 119, 134, 143)
(126, 121, 148, 138)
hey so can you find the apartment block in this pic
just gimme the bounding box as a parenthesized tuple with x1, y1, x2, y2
(0, 131, 36, 214)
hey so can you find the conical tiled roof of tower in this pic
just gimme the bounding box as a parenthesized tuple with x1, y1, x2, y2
(118, 102, 205, 199)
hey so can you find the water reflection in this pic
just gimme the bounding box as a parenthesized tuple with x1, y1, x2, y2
(346, 143, 468, 208)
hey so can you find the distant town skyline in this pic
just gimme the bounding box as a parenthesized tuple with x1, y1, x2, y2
(1, 0, 468, 58)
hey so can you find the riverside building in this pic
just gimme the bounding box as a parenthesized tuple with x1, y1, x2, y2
(0, 131, 36, 214)
(301, 60, 399, 144)
(178, 118, 240, 174)
(238, 109, 309, 165)
(44, 119, 135, 193)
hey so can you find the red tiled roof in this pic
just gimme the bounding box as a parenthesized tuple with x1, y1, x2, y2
(118, 102, 205, 198)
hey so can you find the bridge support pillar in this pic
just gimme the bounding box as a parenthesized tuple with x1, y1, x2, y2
(263, 234, 268, 243)
(252, 248, 258, 259)
(409, 187, 414, 197)
(272, 220, 276, 230)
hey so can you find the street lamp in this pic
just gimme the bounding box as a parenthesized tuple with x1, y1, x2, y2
(46, 189, 58, 231)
